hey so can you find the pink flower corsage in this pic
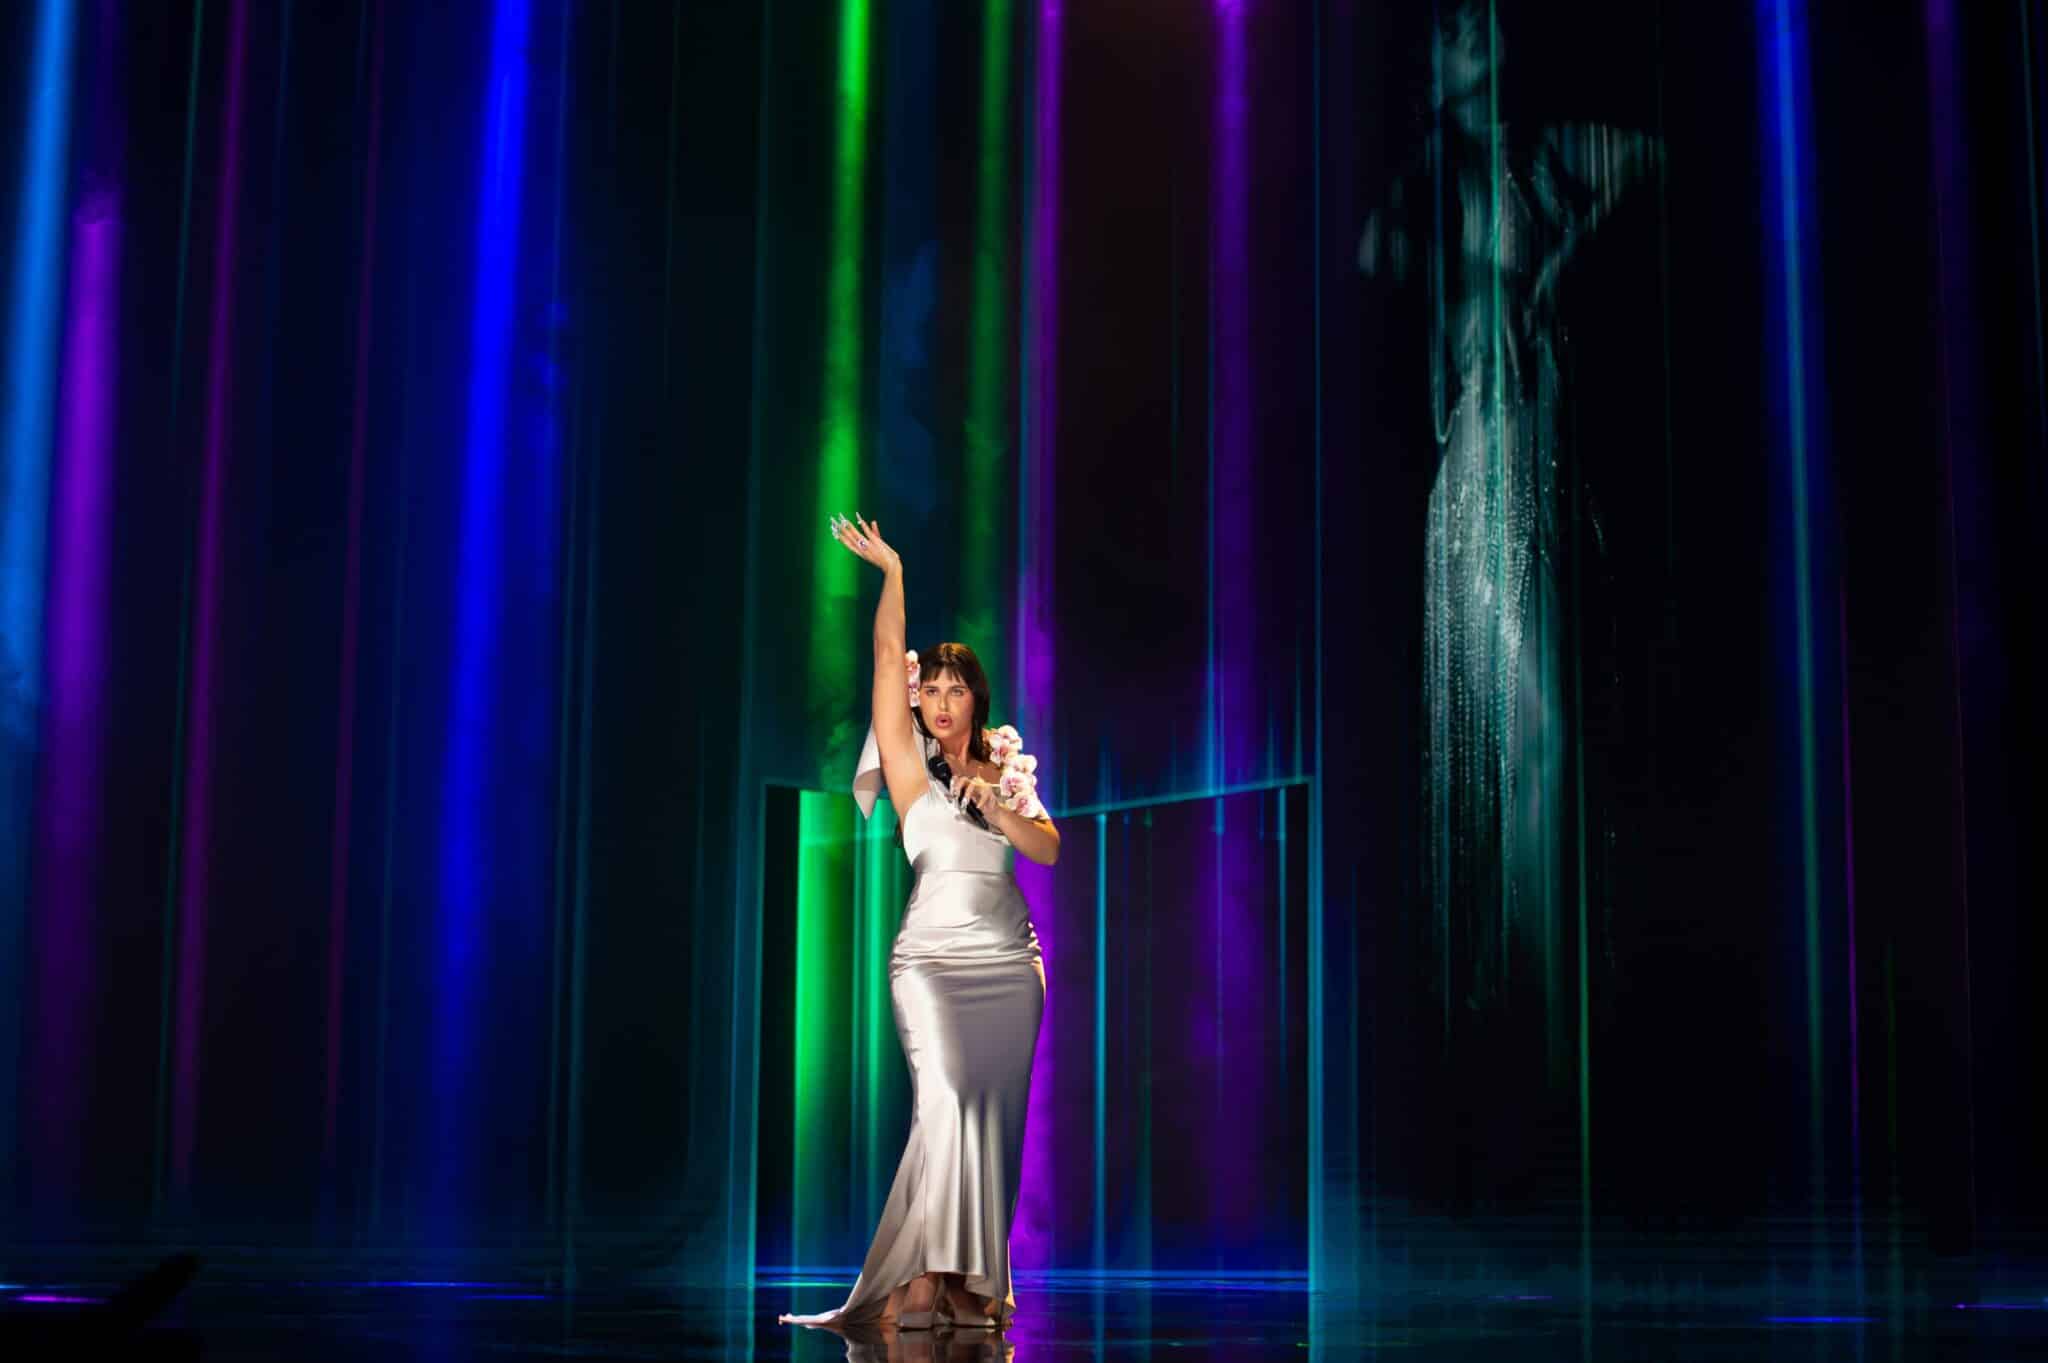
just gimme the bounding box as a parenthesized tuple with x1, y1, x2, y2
(906, 650, 920, 708)
(982, 724, 1046, 820)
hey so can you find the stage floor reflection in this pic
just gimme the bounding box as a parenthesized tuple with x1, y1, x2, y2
(4, 1263, 2046, 1360)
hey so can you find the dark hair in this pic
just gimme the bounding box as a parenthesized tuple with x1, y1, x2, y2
(910, 642, 994, 766)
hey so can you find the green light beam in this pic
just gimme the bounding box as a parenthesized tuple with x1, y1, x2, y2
(963, 0, 1013, 687)
(807, 0, 872, 727)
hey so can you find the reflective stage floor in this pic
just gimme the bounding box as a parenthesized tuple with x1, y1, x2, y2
(4, 1262, 2046, 1360)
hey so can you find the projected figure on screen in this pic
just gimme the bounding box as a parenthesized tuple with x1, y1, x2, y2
(781, 514, 1059, 1334)
(1360, 4, 1658, 1027)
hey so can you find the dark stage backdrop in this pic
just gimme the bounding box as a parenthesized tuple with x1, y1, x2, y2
(0, 0, 2041, 1292)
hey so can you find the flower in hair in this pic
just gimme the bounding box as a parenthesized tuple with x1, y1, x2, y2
(906, 650, 921, 708)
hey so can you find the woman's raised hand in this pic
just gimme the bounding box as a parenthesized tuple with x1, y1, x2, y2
(830, 513, 901, 574)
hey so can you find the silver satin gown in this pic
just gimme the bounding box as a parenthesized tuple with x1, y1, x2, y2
(781, 727, 1045, 1327)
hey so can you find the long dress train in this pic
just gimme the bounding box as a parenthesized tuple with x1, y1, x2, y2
(781, 729, 1044, 1327)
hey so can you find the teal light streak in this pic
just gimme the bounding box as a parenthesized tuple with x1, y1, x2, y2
(1572, 474, 1593, 1279)
(1768, 0, 1828, 1221)
(1277, 787, 1288, 1066)
(1488, 0, 1510, 987)
(1094, 810, 1108, 1271)
(1054, 774, 1307, 819)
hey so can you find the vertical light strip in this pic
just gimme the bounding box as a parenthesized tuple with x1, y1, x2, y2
(436, 0, 533, 1211)
(1654, 14, 1679, 570)
(1093, 810, 1107, 1270)
(564, 255, 605, 1276)
(541, 0, 578, 1243)
(849, 809, 870, 1211)
(30, 14, 117, 1207)
(2023, 1, 2048, 451)
(150, 0, 210, 1216)
(1208, 0, 1258, 1264)
(1570, 473, 1593, 1276)
(1013, 0, 1062, 1269)
(1306, 0, 1328, 1294)
(791, 791, 841, 1265)
(365, 295, 421, 1233)
(963, 0, 1014, 685)
(660, 5, 683, 397)
(1137, 810, 1154, 1271)
(1758, 0, 1827, 1224)
(1836, 585, 1864, 1282)
(1210, 0, 1253, 786)
(0, 0, 80, 1183)
(807, 0, 871, 711)
(546, 366, 581, 1230)
(1488, 0, 1510, 982)
(0, 0, 77, 753)
(171, 0, 252, 1199)
(1922, 0, 1980, 1242)
(793, 0, 871, 1271)
(1882, 946, 1902, 1292)
(858, 805, 899, 1218)
(324, 0, 385, 1181)
(1276, 788, 1287, 1063)
(730, 0, 777, 1282)
(791, 795, 821, 1262)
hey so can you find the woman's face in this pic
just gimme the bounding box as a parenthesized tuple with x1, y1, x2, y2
(919, 669, 975, 744)
(1436, 3, 1497, 137)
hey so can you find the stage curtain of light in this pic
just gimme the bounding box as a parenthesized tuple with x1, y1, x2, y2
(0, 0, 2042, 1297)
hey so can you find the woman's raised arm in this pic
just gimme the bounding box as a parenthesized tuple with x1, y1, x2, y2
(831, 514, 929, 822)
